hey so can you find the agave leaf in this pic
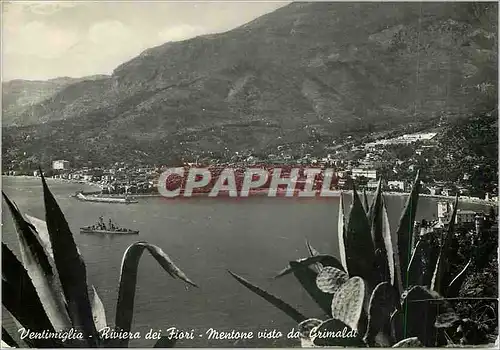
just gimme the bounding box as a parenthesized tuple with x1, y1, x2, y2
(344, 184, 375, 282)
(392, 337, 423, 347)
(115, 241, 197, 347)
(362, 189, 370, 213)
(311, 318, 363, 346)
(315, 266, 348, 294)
(446, 259, 472, 298)
(2, 194, 72, 332)
(363, 282, 399, 346)
(394, 170, 420, 294)
(367, 182, 394, 285)
(305, 239, 323, 271)
(289, 261, 333, 317)
(228, 270, 306, 323)
(431, 195, 459, 294)
(2, 310, 29, 348)
(25, 214, 53, 258)
(2, 193, 52, 276)
(337, 192, 348, 272)
(91, 286, 108, 331)
(274, 255, 344, 279)
(1, 243, 62, 347)
(40, 173, 99, 346)
(406, 240, 425, 287)
(2, 327, 18, 348)
(154, 336, 177, 348)
(331, 276, 366, 331)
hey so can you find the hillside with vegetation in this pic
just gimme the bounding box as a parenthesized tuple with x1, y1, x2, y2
(2, 2, 497, 168)
(2, 75, 110, 126)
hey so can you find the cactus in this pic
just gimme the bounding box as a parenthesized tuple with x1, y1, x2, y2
(331, 277, 366, 332)
(229, 171, 483, 347)
(2, 175, 197, 348)
(315, 266, 348, 294)
(363, 282, 399, 346)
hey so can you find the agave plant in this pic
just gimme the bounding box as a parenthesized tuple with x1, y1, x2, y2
(229, 171, 471, 347)
(2, 173, 197, 348)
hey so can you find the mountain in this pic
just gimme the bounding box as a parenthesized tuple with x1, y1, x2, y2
(2, 75, 110, 126)
(2, 2, 497, 168)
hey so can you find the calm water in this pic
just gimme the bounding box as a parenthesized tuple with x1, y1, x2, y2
(1, 177, 488, 347)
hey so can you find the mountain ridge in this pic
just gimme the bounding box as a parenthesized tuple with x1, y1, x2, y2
(2, 2, 497, 167)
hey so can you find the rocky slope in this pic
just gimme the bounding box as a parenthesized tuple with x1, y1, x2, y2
(2, 2, 497, 167)
(2, 75, 110, 126)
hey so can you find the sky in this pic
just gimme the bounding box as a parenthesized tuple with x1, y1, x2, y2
(2, 0, 290, 81)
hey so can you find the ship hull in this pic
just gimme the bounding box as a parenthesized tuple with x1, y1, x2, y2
(74, 192, 138, 204)
(80, 228, 139, 235)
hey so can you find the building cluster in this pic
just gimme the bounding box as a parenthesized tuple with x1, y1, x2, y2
(45, 162, 160, 195)
(5, 130, 497, 201)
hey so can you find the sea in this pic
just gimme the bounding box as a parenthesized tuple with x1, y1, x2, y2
(0, 176, 490, 347)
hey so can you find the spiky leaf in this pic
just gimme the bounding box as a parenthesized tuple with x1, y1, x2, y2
(289, 262, 332, 316)
(91, 286, 107, 331)
(363, 189, 370, 213)
(367, 182, 394, 285)
(229, 270, 306, 323)
(40, 173, 99, 346)
(446, 260, 472, 298)
(25, 214, 52, 258)
(344, 185, 376, 282)
(2, 194, 71, 332)
(115, 241, 197, 347)
(407, 237, 440, 288)
(305, 239, 323, 271)
(431, 195, 459, 294)
(274, 255, 344, 279)
(394, 171, 420, 294)
(2, 327, 18, 348)
(337, 192, 348, 272)
(331, 276, 366, 331)
(315, 266, 348, 294)
(1, 243, 61, 347)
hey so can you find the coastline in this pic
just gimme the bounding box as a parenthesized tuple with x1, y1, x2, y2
(2, 175, 103, 191)
(3, 176, 496, 206)
(91, 189, 497, 206)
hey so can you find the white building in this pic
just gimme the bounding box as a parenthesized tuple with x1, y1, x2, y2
(456, 210, 476, 224)
(437, 201, 477, 224)
(351, 168, 377, 179)
(437, 201, 453, 225)
(387, 180, 405, 191)
(52, 160, 70, 170)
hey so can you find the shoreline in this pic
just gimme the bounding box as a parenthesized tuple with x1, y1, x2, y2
(3, 175, 496, 206)
(93, 189, 496, 206)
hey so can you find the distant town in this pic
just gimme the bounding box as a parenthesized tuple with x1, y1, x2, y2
(4, 130, 498, 204)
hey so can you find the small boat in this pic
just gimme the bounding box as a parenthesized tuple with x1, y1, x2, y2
(80, 217, 139, 235)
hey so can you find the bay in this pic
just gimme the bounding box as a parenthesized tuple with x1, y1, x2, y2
(1, 176, 488, 347)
